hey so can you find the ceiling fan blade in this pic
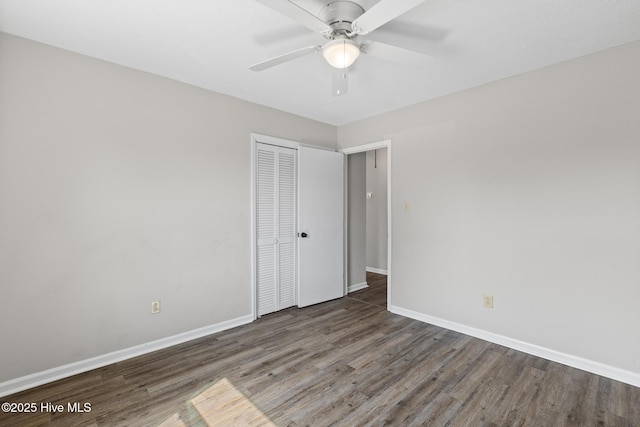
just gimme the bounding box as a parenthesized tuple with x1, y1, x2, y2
(361, 40, 434, 66)
(250, 45, 321, 71)
(332, 67, 349, 97)
(351, 0, 427, 35)
(372, 20, 450, 43)
(253, 0, 331, 34)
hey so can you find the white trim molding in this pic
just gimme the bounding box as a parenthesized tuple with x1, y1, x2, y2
(341, 140, 390, 154)
(366, 267, 388, 275)
(348, 282, 369, 293)
(0, 314, 253, 398)
(390, 305, 640, 388)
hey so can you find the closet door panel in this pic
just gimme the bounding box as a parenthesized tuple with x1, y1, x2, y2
(255, 142, 296, 315)
(256, 144, 278, 316)
(278, 148, 297, 309)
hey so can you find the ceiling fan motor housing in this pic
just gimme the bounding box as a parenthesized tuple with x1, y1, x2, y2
(319, 1, 365, 36)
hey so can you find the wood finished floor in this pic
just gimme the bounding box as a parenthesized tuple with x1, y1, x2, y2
(2, 273, 639, 426)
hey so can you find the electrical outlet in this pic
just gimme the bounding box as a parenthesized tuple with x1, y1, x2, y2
(151, 300, 161, 314)
(483, 294, 493, 309)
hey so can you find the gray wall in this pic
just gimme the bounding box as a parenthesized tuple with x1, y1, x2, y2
(347, 153, 366, 287)
(0, 33, 336, 383)
(366, 148, 388, 271)
(339, 40, 640, 375)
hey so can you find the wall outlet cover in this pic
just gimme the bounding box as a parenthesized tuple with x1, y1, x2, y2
(483, 294, 493, 308)
(151, 300, 161, 314)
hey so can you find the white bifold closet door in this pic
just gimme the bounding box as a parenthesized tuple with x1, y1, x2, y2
(256, 143, 297, 316)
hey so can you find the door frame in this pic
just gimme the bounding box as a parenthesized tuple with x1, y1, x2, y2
(341, 139, 392, 310)
(250, 133, 340, 320)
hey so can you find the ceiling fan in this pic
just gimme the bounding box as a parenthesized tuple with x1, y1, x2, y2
(250, 0, 434, 96)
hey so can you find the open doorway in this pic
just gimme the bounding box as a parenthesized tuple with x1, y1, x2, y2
(342, 140, 391, 310)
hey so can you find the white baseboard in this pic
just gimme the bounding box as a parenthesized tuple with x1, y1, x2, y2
(0, 314, 254, 398)
(348, 282, 369, 293)
(390, 305, 640, 388)
(366, 267, 388, 275)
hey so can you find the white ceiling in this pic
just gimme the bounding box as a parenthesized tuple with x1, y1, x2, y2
(1, 0, 640, 126)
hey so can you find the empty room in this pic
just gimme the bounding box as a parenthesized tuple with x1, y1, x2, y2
(1, 0, 639, 425)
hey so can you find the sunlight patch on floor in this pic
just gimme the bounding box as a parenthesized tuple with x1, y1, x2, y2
(190, 378, 276, 426)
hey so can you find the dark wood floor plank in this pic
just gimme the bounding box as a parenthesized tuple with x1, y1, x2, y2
(406, 390, 465, 427)
(1, 273, 638, 426)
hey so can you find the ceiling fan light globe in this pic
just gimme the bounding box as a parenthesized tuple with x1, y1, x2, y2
(322, 39, 360, 69)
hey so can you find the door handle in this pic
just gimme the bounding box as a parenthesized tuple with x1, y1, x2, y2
(299, 232, 308, 238)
